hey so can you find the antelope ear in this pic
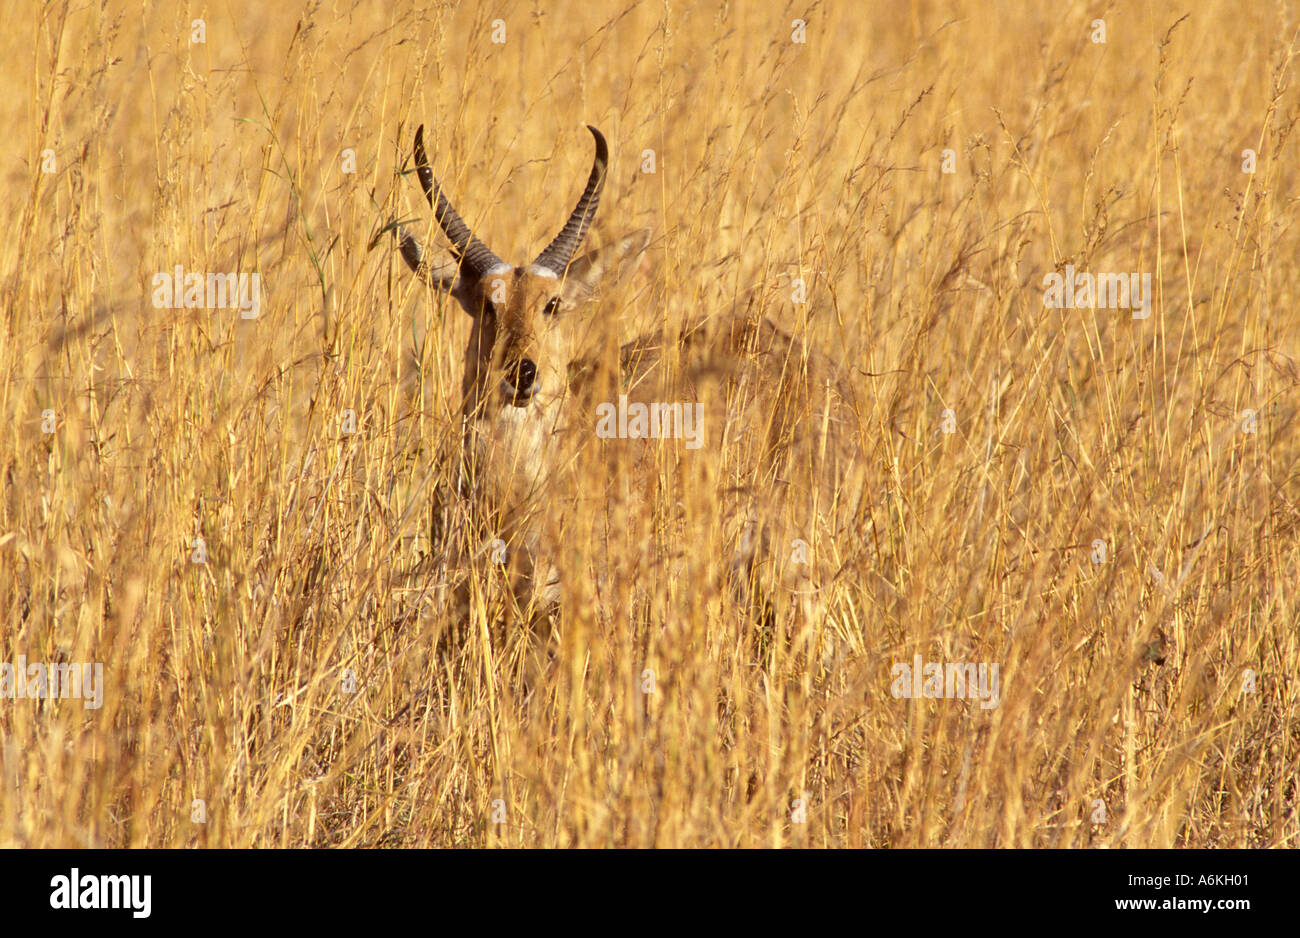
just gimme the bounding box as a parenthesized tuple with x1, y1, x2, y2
(557, 228, 652, 308)
(399, 230, 460, 293)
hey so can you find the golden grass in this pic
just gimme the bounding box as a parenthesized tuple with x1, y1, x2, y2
(2, 0, 1298, 847)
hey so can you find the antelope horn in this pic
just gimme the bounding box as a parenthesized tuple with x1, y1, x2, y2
(533, 126, 608, 275)
(412, 125, 504, 277)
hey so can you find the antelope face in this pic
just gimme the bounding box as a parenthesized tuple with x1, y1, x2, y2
(461, 265, 570, 418)
(396, 123, 651, 483)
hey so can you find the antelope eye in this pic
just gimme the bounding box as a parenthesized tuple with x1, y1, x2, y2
(542, 296, 560, 317)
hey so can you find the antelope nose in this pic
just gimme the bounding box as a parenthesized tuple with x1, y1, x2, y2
(511, 358, 538, 395)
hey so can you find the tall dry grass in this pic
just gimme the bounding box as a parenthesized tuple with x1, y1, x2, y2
(2, 0, 1298, 847)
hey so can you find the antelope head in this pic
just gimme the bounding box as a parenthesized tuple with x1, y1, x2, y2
(399, 125, 649, 433)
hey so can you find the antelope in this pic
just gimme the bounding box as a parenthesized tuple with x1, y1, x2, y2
(396, 123, 865, 631)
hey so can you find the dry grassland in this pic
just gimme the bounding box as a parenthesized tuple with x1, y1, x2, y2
(2, 0, 1298, 847)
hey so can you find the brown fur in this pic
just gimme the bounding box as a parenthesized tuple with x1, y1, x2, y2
(402, 193, 863, 632)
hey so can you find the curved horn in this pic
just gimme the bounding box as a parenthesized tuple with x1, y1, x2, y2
(533, 125, 608, 275)
(412, 125, 504, 277)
